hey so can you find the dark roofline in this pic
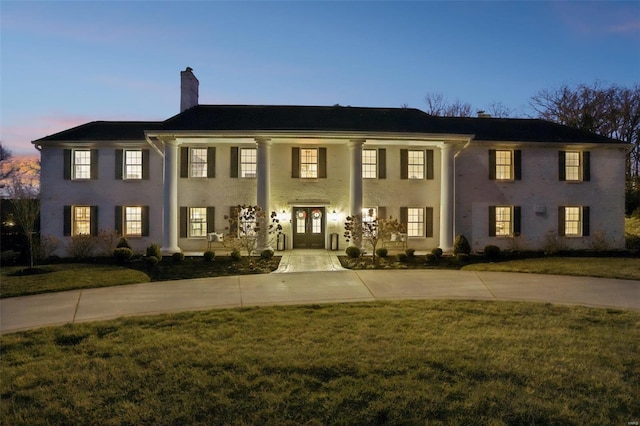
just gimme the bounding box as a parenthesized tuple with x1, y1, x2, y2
(32, 104, 623, 145)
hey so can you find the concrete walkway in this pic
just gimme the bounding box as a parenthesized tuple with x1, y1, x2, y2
(1, 251, 639, 334)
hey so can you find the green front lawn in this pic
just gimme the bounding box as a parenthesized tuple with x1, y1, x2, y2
(2, 300, 638, 425)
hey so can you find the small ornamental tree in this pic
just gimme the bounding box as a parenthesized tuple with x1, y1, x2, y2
(344, 209, 404, 263)
(225, 205, 282, 261)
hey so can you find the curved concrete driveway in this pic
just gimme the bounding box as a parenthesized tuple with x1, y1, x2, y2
(2, 269, 639, 334)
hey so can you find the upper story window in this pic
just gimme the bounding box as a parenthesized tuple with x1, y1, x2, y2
(300, 148, 318, 178)
(407, 150, 424, 179)
(489, 149, 521, 181)
(362, 149, 377, 179)
(73, 150, 91, 179)
(124, 150, 143, 180)
(240, 148, 257, 178)
(559, 151, 590, 182)
(190, 148, 208, 178)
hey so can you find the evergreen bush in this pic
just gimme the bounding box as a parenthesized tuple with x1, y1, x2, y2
(113, 247, 133, 263)
(375, 248, 388, 258)
(230, 249, 242, 261)
(145, 256, 159, 267)
(345, 246, 361, 259)
(146, 243, 163, 261)
(397, 253, 409, 263)
(116, 237, 131, 249)
(203, 251, 215, 262)
(425, 253, 438, 264)
(172, 252, 185, 263)
(453, 235, 471, 255)
(260, 249, 274, 260)
(405, 248, 415, 258)
(484, 245, 501, 261)
(431, 247, 443, 258)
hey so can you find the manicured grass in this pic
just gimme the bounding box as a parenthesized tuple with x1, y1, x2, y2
(462, 257, 640, 280)
(0, 264, 150, 298)
(1, 300, 638, 425)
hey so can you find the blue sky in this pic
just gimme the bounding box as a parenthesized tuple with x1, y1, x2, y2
(1, 1, 639, 155)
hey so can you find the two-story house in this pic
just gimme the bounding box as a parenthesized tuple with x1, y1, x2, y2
(33, 68, 627, 256)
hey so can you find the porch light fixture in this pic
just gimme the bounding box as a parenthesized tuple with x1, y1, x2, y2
(331, 210, 338, 222)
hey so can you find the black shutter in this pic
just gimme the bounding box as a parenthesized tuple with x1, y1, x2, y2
(318, 148, 327, 178)
(558, 206, 566, 236)
(180, 207, 188, 238)
(400, 149, 408, 179)
(115, 149, 123, 180)
(142, 149, 150, 180)
(582, 206, 590, 236)
(115, 206, 123, 235)
(292, 148, 300, 178)
(90, 149, 99, 180)
(488, 206, 496, 237)
(63, 205, 71, 236)
(426, 150, 434, 180)
(142, 206, 149, 237)
(64, 149, 72, 180)
(180, 147, 189, 178)
(488, 150, 496, 180)
(400, 207, 408, 226)
(377, 206, 386, 219)
(558, 151, 566, 181)
(90, 206, 98, 236)
(514, 150, 522, 180)
(378, 148, 386, 179)
(229, 206, 238, 235)
(514, 206, 521, 236)
(583, 151, 590, 181)
(207, 147, 216, 178)
(425, 207, 433, 237)
(230, 147, 239, 178)
(207, 207, 215, 233)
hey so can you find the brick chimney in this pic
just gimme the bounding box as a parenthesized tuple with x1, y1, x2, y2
(180, 67, 199, 112)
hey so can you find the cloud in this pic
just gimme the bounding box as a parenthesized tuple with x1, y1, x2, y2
(553, 2, 640, 38)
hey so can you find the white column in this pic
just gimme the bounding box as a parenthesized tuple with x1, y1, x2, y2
(256, 138, 272, 250)
(349, 139, 364, 217)
(162, 139, 181, 254)
(439, 143, 454, 251)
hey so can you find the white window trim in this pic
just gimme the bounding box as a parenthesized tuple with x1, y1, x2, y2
(72, 149, 91, 180)
(565, 151, 582, 182)
(123, 149, 143, 180)
(73, 206, 91, 236)
(564, 206, 582, 237)
(300, 148, 319, 179)
(495, 206, 513, 237)
(407, 150, 425, 180)
(362, 149, 377, 179)
(188, 207, 208, 238)
(124, 206, 143, 237)
(406, 207, 424, 237)
(240, 147, 257, 179)
(190, 148, 208, 178)
(495, 150, 513, 181)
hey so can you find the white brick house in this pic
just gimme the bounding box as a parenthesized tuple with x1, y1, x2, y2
(34, 68, 628, 255)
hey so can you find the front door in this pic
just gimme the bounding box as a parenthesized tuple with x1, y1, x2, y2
(293, 207, 325, 249)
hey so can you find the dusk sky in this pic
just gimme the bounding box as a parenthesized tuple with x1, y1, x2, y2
(1, 1, 639, 156)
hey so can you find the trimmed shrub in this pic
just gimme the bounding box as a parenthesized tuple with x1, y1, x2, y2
(484, 245, 501, 261)
(203, 251, 215, 262)
(375, 248, 388, 258)
(425, 253, 438, 264)
(172, 252, 185, 263)
(145, 256, 159, 267)
(260, 249, 274, 260)
(405, 248, 415, 258)
(345, 246, 361, 259)
(146, 244, 163, 261)
(116, 237, 131, 249)
(431, 247, 443, 258)
(453, 235, 471, 255)
(113, 247, 133, 263)
(396, 253, 409, 263)
(230, 249, 242, 261)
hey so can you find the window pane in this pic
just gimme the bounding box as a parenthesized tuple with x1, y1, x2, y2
(407, 207, 424, 237)
(238, 208, 257, 236)
(74, 150, 91, 179)
(362, 149, 377, 179)
(300, 148, 318, 178)
(565, 152, 581, 181)
(189, 207, 207, 237)
(565, 206, 581, 236)
(190, 148, 208, 178)
(124, 150, 142, 179)
(408, 150, 424, 179)
(240, 148, 257, 178)
(125, 207, 142, 236)
(495, 150, 512, 180)
(73, 206, 91, 235)
(495, 206, 512, 236)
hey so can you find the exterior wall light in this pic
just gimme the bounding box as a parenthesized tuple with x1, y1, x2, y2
(331, 210, 338, 222)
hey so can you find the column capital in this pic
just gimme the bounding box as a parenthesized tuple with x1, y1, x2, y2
(349, 138, 366, 148)
(255, 137, 272, 146)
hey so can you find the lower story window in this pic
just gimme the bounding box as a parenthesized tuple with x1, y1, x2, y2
(407, 208, 424, 237)
(495, 206, 512, 236)
(125, 206, 142, 236)
(189, 207, 207, 237)
(564, 206, 582, 236)
(73, 206, 92, 235)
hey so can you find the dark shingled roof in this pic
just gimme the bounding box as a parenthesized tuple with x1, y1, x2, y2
(33, 105, 621, 144)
